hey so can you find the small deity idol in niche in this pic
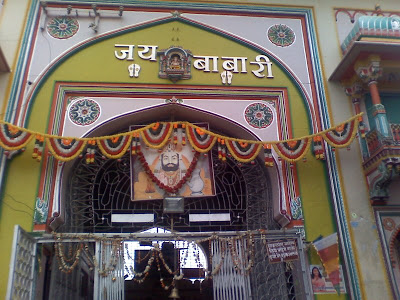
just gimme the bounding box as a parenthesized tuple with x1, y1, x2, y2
(158, 46, 192, 82)
(169, 54, 182, 69)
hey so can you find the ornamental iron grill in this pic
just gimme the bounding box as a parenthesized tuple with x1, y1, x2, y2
(32, 232, 309, 300)
(6, 226, 37, 300)
(63, 147, 278, 233)
(42, 128, 310, 300)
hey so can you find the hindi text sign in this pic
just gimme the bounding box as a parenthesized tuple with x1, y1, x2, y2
(267, 240, 299, 263)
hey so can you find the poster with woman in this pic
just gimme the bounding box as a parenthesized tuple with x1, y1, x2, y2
(310, 265, 346, 294)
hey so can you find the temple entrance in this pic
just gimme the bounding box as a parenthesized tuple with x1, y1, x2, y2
(7, 119, 311, 299)
(8, 226, 309, 300)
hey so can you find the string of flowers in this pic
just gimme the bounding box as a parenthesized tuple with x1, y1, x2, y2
(63, 242, 78, 262)
(124, 243, 134, 261)
(155, 245, 179, 275)
(205, 240, 226, 279)
(243, 232, 255, 273)
(208, 239, 213, 272)
(129, 251, 155, 282)
(50, 230, 299, 278)
(189, 234, 228, 278)
(0, 114, 362, 145)
(125, 243, 184, 286)
(192, 241, 208, 279)
(124, 244, 154, 282)
(54, 240, 83, 274)
(0, 113, 363, 164)
(153, 244, 184, 291)
(83, 243, 97, 271)
(228, 237, 242, 273)
(135, 246, 153, 264)
(181, 241, 189, 267)
(98, 239, 123, 277)
(160, 273, 185, 291)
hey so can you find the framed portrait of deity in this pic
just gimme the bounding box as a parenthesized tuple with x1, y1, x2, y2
(130, 123, 215, 201)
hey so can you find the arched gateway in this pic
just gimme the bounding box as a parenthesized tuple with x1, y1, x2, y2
(35, 108, 308, 300)
(5, 4, 337, 299)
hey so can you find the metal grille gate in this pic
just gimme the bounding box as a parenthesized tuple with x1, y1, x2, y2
(10, 127, 313, 299)
(250, 238, 309, 300)
(95, 240, 125, 300)
(6, 226, 37, 300)
(63, 148, 277, 234)
(212, 238, 252, 300)
(7, 229, 311, 300)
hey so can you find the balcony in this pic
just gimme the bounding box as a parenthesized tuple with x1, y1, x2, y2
(363, 125, 400, 203)
(330, 16, 400, 82)
(363, 125, 400, 168)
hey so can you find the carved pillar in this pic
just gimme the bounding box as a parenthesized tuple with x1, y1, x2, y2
(355, 55, 390, 138)
(344, 81, 369, 157)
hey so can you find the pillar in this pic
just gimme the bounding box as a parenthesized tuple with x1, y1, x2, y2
(344, 81, 369, 157)
(355, 56, 390, 138)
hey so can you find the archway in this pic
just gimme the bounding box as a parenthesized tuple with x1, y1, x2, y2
(62, 142, 276, 234)
(36, 105, 308, 300)
(55, 102, 283, 233)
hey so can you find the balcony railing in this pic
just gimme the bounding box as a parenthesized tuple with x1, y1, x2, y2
(365, 129, 385, 156)
(363, 124, 400, 164)
(391, 123, 400, 145)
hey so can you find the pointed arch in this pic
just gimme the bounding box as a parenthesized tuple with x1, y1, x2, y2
(20, 15, 317, 134)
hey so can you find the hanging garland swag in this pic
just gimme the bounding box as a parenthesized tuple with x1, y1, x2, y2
(53, 230, 264, 281)
(0, 113, 362, 164)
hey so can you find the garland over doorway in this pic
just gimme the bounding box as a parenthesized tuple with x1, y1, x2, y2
(0, 114, 362, 165)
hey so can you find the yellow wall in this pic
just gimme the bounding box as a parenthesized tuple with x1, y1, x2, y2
(0, 19, 337, 297)
(3, 0, 399, 298)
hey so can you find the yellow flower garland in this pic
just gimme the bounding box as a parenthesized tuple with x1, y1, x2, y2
(97, 135, 133, 159)
(140, 123, 174, 150)
(0, 134, 34, 151)
(46, 138, 88, 162)
(185, 123, 218, 153)
(225, 141, 262, 163)
(0, 113, 363, 163)
(272, 138, 312, 163)
(322, 117, 359, 149)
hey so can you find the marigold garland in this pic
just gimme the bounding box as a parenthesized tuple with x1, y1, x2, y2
(141, 123, 173, 149)
(225, 140, 262, 163)
(97, 135, 133, 159)
(322, 117, 359, 149)
(0, 124, 34, 150)
(273, 138, 311, 163)
(46, 137, 87, 162)
(50, 230, 299, 282)
(0, 113, 362, 164)
(185, 124, 217, 153)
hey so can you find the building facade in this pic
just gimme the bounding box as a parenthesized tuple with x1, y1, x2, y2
(0, 0, 399, 299)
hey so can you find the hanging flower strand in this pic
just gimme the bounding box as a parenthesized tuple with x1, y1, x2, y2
(0, 113, 362, 164)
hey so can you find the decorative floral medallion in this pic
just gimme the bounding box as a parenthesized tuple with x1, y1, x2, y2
(47, 16, 79, 39)
(383, 217, 396, 231)
(68, 98, 100, 126)
(267, 24, 295, 47)
(244, 103, 273, 129)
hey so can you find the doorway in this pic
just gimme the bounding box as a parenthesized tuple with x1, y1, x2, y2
(19, 118, 311, 299)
